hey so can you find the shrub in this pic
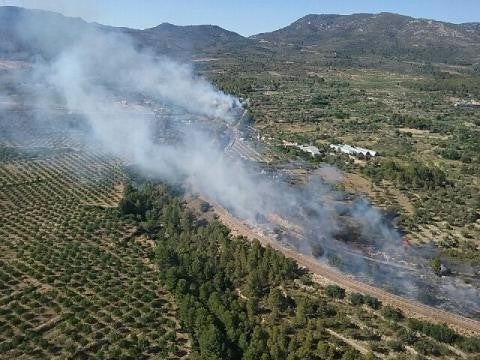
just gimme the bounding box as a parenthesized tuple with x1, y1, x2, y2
(364, 295, 382, 310)
(325, 285, 345, 299)
(349, 293, 364, 306)
(311, 94, 330, 107)
(413, 339, 443, 356)
(387, 339, 405, 352)
(199, 201, 211, 213)
(382, 306, 404, 322)
(429, 258, 442, 276)
(407, 319, 458, 344)
(459, 337, 480, 353)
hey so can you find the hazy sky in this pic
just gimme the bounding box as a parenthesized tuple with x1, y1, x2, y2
(2, 0, 479, 36)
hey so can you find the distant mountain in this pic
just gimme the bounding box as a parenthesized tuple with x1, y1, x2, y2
(252, 12, 480, 64)
(129, 23, 251, 56)
(0, 7, 479, 65)
(0, 6, 252, 61)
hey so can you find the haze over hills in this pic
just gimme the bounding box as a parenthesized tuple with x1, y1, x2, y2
(0, 6, 479, 65)
(0, 6, 110, 60)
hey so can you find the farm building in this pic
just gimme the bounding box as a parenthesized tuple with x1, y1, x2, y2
(330, 144, 377, 157)
(298, 145, 321, 157)
(282, 140, 321, 157)
(454, 100, 480, 109)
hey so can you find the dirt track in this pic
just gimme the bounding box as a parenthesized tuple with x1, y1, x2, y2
(210, 201, 480, 336)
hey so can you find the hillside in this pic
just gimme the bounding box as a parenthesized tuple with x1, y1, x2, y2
(252, 12, 480, 64)
(129, 23, 251, 57)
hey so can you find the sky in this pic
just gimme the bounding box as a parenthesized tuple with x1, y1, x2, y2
(1, 0, 479, 36)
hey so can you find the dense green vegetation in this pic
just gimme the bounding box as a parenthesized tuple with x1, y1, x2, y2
(389, 113, 432, 130)
(325, 285, 346, 300)
(120, 182, 343, 359)
(118, 179, 480, 359)
(404, 77, 480, 98)
(362, 160, 448, 190)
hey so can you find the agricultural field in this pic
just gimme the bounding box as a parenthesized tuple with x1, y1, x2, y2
(0, 146, 190, 359)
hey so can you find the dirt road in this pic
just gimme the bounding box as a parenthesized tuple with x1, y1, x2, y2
(211, 200, 480, 336)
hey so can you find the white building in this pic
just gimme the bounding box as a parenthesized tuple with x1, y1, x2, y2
(298, 145, 321, 157)
(282, 140, 321, 157)
(330, 144, 377, 157)
(454, 100, 480, 108)
(282, 140, 298, 147)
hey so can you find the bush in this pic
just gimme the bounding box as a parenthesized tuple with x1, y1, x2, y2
(413, 339, 443, 356)
(459, 337, 480, 353)
(429, 258, 441, 276)
(311, 94, 330, 107)
(387, 339, 405, 352)
(382, 306, 404, 322)
(311, 243, 324, 257)
(364, 295, 382, 310)
(349, 293, 364, 306)
(325, 285, 345, 299)
(396, 328, 418, 345)
(199, 201, 211, 212)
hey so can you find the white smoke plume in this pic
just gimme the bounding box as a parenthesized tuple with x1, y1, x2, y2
(33, 27, 261, 221)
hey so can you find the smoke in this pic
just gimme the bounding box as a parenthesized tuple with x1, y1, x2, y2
(15, 21, 390, 251)
(31, 26, 261, 221)
(2, 10, 480, 318)
(47, 33, 240, 119)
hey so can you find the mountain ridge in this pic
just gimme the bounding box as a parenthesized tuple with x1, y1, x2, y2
(0, 6, 479, 65)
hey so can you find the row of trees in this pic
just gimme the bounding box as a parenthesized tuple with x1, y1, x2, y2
(362, 159, 448, 190)
(407, 318, 480, 352)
